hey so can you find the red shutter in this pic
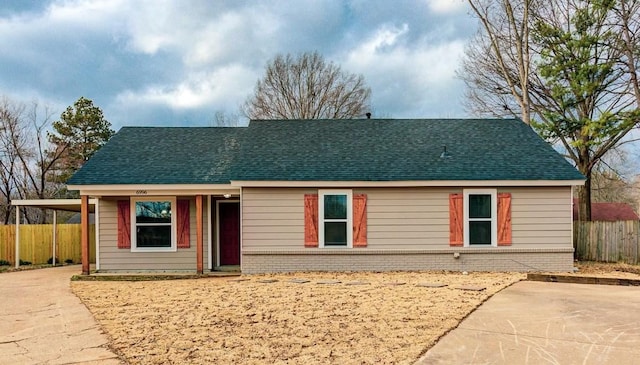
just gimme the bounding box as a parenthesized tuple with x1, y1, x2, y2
(177, 199, 191, 248)
(304, 194, 318, 247)
(117, 200, 131, 249)
(449, 193, 463, 246)
(497, 193, 512, 246)
(353, 194, 367, 247)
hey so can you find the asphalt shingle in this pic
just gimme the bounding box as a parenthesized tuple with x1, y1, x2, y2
(67, 119, 584, 185)
(233, 118, 584, 181)
(67, 127, 244, 185)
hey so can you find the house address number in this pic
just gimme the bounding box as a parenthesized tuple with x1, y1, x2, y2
(135, 190, 148, 195)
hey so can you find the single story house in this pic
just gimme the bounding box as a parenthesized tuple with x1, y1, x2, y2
(67, 118, 584, 275)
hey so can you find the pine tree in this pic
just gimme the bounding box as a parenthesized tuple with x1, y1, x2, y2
(49, 97, 115, 184)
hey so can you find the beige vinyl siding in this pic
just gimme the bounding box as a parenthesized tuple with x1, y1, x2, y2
(98, 197, 208, 271)
(505, 187, 572, 248)
(242, 186, 573, 251)
(365, 188, 453, 249)
(241, 187, 457, 249)
(242, 188, 309, 249)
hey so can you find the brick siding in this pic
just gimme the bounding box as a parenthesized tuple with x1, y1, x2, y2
(241, 248, 574, 274)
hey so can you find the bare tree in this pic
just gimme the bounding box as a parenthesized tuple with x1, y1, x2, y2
(464, 0, 533, 124)
(590, 148, 637, 205)
(461, 0, 640, 220)
(0, 97, 26, 223)
(0, 97, 79, 224)
(13, 101, 67, 223)
(211, 110, 241, 127)
(243, 51, 371, 119)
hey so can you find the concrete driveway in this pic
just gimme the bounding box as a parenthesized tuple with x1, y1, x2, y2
(416, 280, 640, 365)
(0, 266, 122, 365)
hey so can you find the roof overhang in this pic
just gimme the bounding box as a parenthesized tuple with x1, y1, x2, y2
(12, 199, 98, 212)
(66, 184, 240, 197)
(231, 179, 585, 188)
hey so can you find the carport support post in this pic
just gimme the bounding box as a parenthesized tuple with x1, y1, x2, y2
(81, 195, 90, 275)
(52, 210, 57, 266)
(196, 195, 203, 274)
(15, 206, 20, 268)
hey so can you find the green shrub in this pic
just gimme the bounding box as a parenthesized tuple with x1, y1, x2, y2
(0, 259, 10, 266)
(65, 259, 74, 264)
(19, 259, 32, 266)
(47, 257, 60, 265)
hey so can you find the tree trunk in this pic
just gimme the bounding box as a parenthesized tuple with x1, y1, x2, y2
(578, 174, 592, 221)
(3, 204, 10, 225)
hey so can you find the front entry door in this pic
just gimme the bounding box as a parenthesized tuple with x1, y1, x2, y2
(218, 202, 240, 266)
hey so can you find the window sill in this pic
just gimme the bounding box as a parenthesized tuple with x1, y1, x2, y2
(130, 247, 178, 253)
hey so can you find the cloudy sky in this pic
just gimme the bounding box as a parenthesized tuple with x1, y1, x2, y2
(0, 0, 477, 129)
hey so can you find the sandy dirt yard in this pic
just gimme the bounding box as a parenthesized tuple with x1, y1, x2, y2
(72, 271, 523, 365)
(574, 261, 640, 279)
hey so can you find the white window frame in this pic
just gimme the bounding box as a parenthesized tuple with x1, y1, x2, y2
(130, 196, 177, 252)
(463, 189, 497, 247)
(319, 189, 353, 248)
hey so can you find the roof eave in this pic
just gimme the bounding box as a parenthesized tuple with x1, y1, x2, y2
(230, 179, 586, 188)
(67, 183, 239, 197)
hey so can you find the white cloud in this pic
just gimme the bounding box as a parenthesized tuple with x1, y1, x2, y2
(357, 24, 409, 55)
(115, 63, 258, 110)
(45, 0, 126, 27)
(426, 0, 467, 14)
(0, 0, 477, 126)
(182, 8, 281, 67)
(342, 23, 467, 117)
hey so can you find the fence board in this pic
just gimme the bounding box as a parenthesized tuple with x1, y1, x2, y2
(0, 224, 96, 265)
(574, 221, 640, 264)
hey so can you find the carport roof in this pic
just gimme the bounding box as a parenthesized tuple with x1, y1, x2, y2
(12, 199, 97, 212)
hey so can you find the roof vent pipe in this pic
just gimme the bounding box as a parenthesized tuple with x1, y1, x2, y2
(440, 145, 451, 159)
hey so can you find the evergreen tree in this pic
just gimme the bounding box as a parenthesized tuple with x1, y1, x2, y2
(49, 97, 114, 183)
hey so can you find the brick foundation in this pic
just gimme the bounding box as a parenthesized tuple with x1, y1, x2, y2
(241, 248, 574, 274)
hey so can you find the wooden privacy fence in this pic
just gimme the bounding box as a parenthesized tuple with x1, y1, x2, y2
(574, 221, 640, 264)
(0, 224, 95, 265)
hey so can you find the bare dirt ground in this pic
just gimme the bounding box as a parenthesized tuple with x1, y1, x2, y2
(72, 271, 524, 365)
(573, 261, 640, 279)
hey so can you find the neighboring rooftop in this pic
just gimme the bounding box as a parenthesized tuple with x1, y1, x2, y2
(573, 199, 640, 221)
(68, 119, 584, 185)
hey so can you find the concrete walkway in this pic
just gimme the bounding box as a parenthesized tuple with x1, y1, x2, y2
(0, 266, 122, 365)
(416, 281, 640, 365)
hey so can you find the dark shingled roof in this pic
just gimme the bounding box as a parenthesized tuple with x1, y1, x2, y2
(67, 127, 244, 185)
(68, 119, 584, 185)
(234, 119, 584, 181)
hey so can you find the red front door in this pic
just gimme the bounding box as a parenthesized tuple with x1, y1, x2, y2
(219, 202, 240, 266)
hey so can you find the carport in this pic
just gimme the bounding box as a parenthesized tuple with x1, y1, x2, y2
(11, 199, 97, 269)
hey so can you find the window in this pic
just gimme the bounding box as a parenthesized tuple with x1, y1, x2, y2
(319, 190, 352, 247)
(464, 189, 497, 246)
(131, 197, 176, 251)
